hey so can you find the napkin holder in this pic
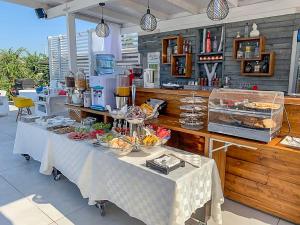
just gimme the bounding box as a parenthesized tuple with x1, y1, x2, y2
(146, 154, 185, 175)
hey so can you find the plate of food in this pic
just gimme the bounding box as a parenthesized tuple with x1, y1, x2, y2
(67, 132, 89, 141)
(108, 137, 133, 156)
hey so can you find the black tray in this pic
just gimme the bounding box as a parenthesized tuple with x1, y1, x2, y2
(146, 154, 185, 175)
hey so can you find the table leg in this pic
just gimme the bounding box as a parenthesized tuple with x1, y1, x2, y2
(95, 200, 108, 216)
(21, 154, 30, 161)
(190, 201, 211, 225)
(52, 168, 63, 181)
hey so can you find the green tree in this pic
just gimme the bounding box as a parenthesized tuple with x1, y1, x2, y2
(0, 48, 49, 98)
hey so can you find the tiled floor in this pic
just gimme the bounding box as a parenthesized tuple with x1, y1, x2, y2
(0, 106, 296, 225)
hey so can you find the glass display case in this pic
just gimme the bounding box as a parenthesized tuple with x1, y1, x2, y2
(208, 88, 284, 142)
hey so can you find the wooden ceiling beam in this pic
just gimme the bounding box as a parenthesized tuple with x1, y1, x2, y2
(163, 0, 199, 14)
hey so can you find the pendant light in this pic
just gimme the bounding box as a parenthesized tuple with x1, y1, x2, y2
(207, 0, 229, 21)
(140, 0, 157, 32)
(96, 3, 110, 38)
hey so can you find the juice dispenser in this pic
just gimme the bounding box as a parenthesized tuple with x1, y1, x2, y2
(115, 75, 130, 109)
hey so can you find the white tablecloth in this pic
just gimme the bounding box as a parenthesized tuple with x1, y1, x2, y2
(13, 122, 224, 225)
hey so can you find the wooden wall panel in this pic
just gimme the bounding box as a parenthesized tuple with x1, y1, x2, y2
(225, 178, 300, 224)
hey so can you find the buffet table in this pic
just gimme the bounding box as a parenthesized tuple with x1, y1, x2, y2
(13, 121, 224, 225)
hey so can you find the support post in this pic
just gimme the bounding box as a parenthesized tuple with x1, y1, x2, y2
(66, 13, 77, 73)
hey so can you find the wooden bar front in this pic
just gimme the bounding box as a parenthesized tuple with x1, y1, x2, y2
(136, 88, 300, 224)
(66, 88, 300, 224)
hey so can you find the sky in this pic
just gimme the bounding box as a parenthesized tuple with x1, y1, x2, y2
(0, 1, 97, 54)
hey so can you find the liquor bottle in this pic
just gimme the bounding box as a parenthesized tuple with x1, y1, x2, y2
(173, 44, 178, 55)
(213, 36, 218, 52)
(245, 62, 253, 73)
(262, 57, 269, 73)
(175, 60, 179, 74)
(188, 40, 192, 53)
(254, 61, 261, 73)
(237, 43, 244, 59)
(167, 40, 172, 63)
(244, 23, 249, 38)
(184, 41, 189, 53)
(254, 42, 260, 58)
(244, 43, 252, 59)
(206, 31, 212, 53)
(183, 41, 186, 54)
(179, 63, 184, 75)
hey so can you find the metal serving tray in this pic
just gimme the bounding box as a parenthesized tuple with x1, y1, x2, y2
(208, 122, 279, 143)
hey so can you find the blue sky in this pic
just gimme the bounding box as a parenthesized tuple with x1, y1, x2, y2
(0, 1, 96, 54)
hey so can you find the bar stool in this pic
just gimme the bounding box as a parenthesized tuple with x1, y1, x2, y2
(12, 96, 35, 121)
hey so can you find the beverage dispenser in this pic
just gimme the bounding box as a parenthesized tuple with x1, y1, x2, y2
(115, 75, 130, 109)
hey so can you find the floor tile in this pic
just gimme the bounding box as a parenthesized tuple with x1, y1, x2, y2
(222, 199, 279, 225)
(278, 220, 296, 225)
(0, 142, 30, 172)
(0, 161, 55, 195)
(0, 197, 53, 225)
(55, 203, 145, 225)
(0, 176, 23, 207)
(27, 178, 88, 221)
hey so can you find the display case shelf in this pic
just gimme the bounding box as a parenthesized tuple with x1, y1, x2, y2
(162, 35, 183, 64)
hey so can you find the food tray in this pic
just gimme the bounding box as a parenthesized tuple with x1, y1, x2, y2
(53, 126, 75, 134)
(47, 125, 69, 131)
(146, 154, 185, 175)
(21, 115, 40, 123)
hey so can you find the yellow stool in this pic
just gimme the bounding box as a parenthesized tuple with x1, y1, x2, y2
(12, 97, 35, 121)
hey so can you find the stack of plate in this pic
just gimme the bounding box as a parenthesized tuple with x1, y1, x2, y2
(179, 96, 206, 130)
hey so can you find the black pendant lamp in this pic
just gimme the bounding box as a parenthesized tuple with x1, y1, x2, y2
(96, 3, 110, 38)
(140, 0, 157, 32)
(207, 0, 229, 21)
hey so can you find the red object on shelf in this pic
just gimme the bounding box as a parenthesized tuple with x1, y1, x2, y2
(252, 85, 258, 90)
(206, 31, 212, 53)
(129, 69, 134, 86)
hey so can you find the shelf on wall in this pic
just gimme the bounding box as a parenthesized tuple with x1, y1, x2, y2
(161, 35, 183, 64)
(198, 60, 223, 64)
(171, 54, 192, 78)
(241, 52, 275, 76)
(197, 52, 223, 56)
(233, 36, 265, 61)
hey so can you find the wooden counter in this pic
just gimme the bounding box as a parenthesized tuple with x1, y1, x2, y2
(137, 88, 300, 224)
(66, 88, 300, 224)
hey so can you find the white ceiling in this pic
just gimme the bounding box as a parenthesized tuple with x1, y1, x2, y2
(5, 0, 276, 26)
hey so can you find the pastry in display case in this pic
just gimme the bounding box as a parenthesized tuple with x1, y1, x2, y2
(208, 88, 284, 142)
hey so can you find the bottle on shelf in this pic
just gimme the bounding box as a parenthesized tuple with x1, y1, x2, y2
(175, 59, 179, 74)
(244, 43, 253, 59)
(183, 41, 186, 54)
(262, 56, 269, 73)
(254, 61, 261, 73)
(173, 44, 178, 55)
(167, 40, 172, 63)
(237, 43, 244, 59)
(206, 31, 212, 53)
(245, 62, 253, 73)
(213, 36, 218, 52)
(184, 40, 189, 53)
(244, 23, 250, 38)
(254, 42, 260, 58)
(188, 40, 192, 53)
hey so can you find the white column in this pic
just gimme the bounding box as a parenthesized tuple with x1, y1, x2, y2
(66, 13, 77, 73)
